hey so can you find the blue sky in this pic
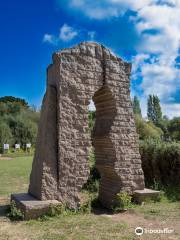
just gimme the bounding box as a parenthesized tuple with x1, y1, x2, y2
(0, 0, 179, 117)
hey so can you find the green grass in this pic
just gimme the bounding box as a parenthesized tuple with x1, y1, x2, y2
(0, 156, 179, 240)
(25, 215, 130, 240)
(0, 156, 33, 196)
(2, 150, 34, 158)
(133, 199, 180, 220)
(0, 213, 134, 240)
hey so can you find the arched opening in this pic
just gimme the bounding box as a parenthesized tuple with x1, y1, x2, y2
(93, 86, 118, 206)
(85, 86, 118, 207)
(83, 99, 101, 194)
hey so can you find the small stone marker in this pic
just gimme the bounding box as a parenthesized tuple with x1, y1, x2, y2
(15, 144, 20, 149)
(26, 143, 31, 149)
(3, 144, 9, 150)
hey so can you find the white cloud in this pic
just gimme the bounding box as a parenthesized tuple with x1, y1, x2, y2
(68, 0, 153, 19)
(43, 24, 78, 45)
(43, 23, 96, 45)
(56, 1, 180, 117)
(131, 2, 180, 118)
(162, 103, 180, 118)
(141, 64, 178, 98)
(59, 24, 78, 41)
(43, 34, 56, 44)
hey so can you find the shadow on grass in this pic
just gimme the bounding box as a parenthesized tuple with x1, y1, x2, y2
(0, 197, 10, 218)
(0, 203, 9, 217)
(90, 197, 113, 215)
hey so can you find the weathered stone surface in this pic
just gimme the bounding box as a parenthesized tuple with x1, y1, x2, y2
(28, 42, 145, 209)
(11, 193, 59, 220)
(29, 86, 58, 200)
(133, 188, 161, 204)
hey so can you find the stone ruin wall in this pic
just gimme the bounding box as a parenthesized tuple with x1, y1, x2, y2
(29, 42, 145, 208)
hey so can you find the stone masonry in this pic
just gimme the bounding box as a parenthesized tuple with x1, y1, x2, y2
(28, 42, 145, 209)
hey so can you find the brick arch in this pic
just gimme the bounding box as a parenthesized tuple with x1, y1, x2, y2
(29, 42, 145, 209)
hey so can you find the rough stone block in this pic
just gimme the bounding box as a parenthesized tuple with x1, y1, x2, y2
(133, 188, 161, 204)
(11, 193, 60, 220)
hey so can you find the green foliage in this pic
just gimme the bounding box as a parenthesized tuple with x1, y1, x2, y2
(0, 96, 39, 151)
(168, 117, 180, 141)
(0, 96, 28, 108)
(132, 96, 141, 116)
(79, 198, 91, 214)
(7, 200, 24, 221)
(112, 192, 132, 212)
(153, 191, 164, 202)
(83, 149, 100, 193)
(42, 200, 91, 220)
(88, 110, 95, 132)
(156, 117, 170, 140)
(47, 203, 66, 217)
(0, 121, 13, 152)
(147, 95, 162, 125)
(135, 115, 163, 140)
(162, 185, 180, 202)
(10, 115, 38, 147)
(140, 139, 180, 186)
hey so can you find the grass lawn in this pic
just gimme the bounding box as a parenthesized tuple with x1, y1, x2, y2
(0, 156, 32, 196)
(0, 156, 179, 240)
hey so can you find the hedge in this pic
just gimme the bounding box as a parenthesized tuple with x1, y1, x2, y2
(139, 139, 180, 186)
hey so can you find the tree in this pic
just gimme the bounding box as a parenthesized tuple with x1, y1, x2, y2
(10, 115, 37, 147)
(0, 121, 13, 153)
(168, 117, 180, 141)
(154, 95, 162, 124)
(132, 96, 142, 116)
(0, 96, 28, 108)
(0, 96, 40, 149)
(147, 95, 154, 121)
(147, 95, 162, 125)
(135, 115, 163, 140)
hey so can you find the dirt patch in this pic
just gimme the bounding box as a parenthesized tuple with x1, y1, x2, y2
(0, 157, 13, 160)
(107, 211, 179, 239)
(92, 207, 179, 239)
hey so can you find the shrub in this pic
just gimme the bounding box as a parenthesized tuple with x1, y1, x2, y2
(135, 115, 163, 140)
(83, 149, 100, 193)
(112, 192, 132, 212)
(79, 198, 91, 214)
(168, 117, 180, 141)
(48, 203, 66, 217)
(140, 139, 180, 186)
(7, 200, 24, 221)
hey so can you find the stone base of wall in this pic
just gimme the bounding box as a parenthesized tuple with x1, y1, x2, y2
(11, 193, 60, 220)
(133, 188, 161, 204)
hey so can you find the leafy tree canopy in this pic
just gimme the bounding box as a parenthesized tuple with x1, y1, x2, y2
(132, 96, 142, 116)
(0, 96, 28, 108)
(147, 95, 162, 125)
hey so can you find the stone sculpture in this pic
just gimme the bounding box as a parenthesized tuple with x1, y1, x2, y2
(28, 42, 145, 209)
